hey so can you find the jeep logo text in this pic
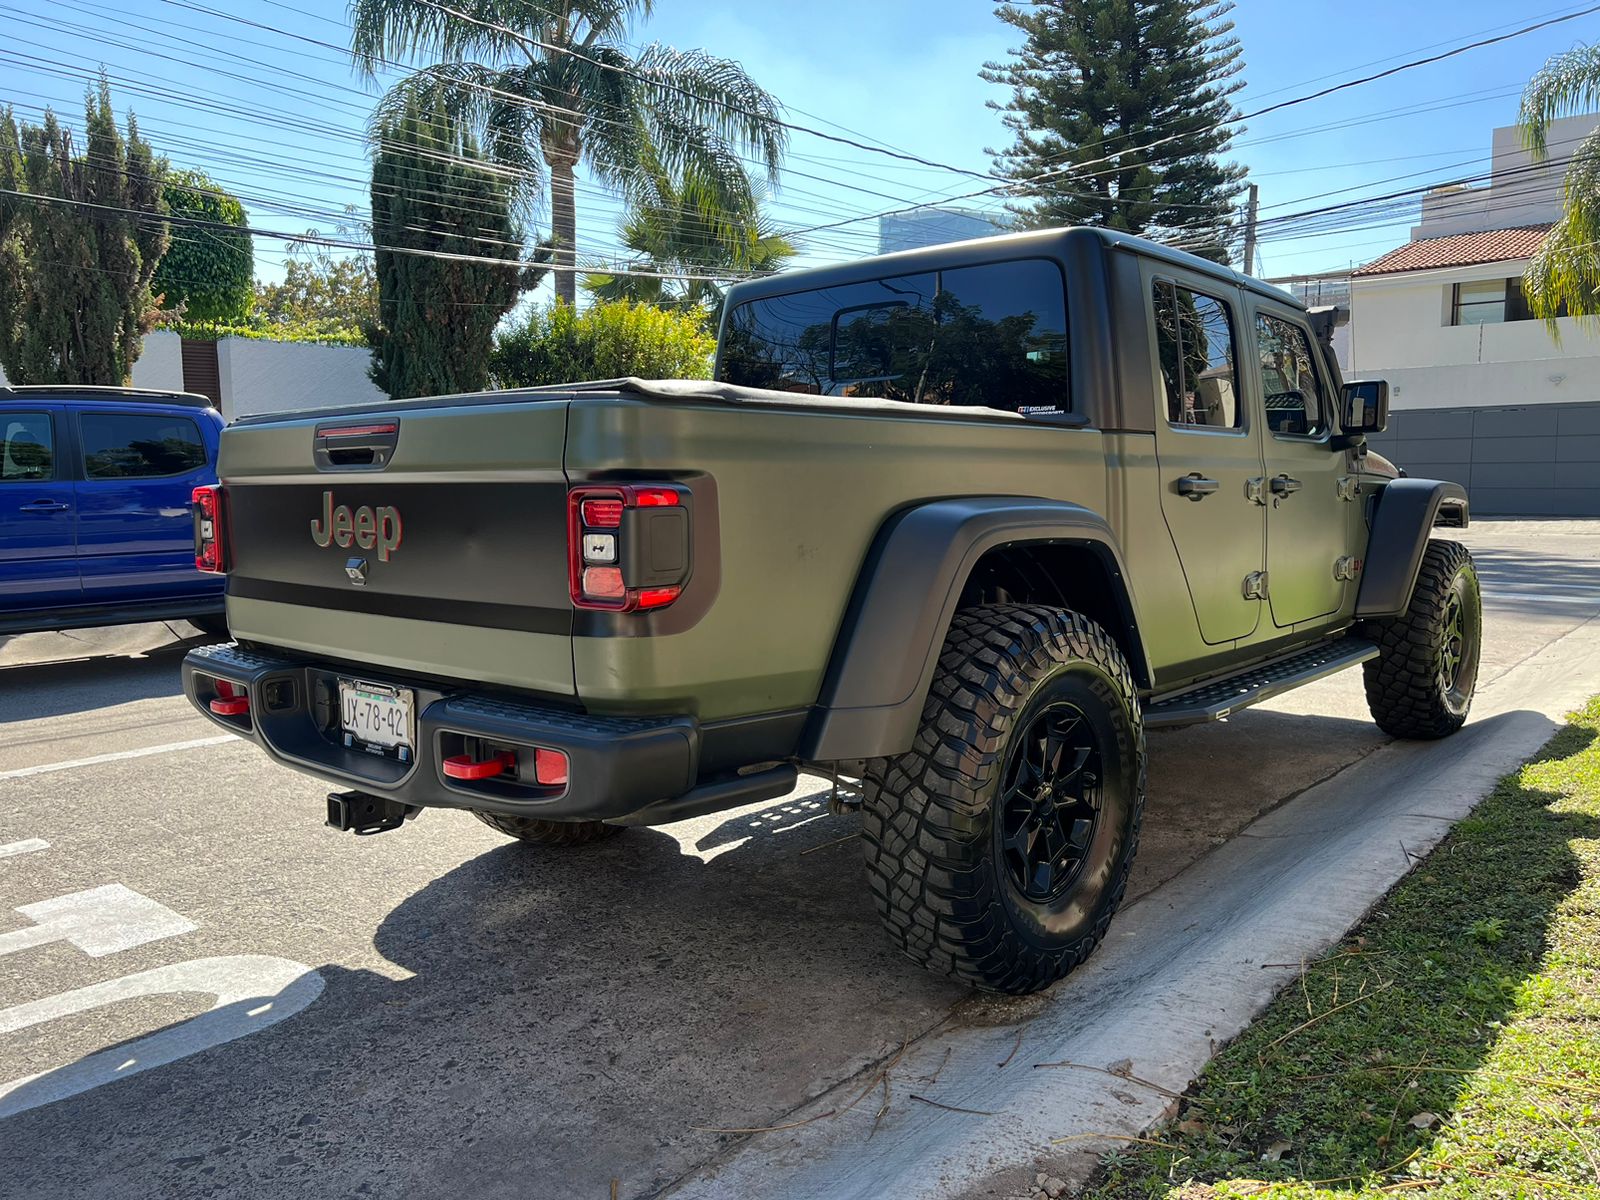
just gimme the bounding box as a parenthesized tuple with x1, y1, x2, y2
(310, 491, 403, 562)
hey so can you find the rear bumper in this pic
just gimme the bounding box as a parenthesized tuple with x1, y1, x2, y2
(182, 642, 698, 820)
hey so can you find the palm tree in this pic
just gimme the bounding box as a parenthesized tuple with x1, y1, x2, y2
(350, 0, 787, 305)
(585, 162, 797, 322)
(1518, 45, 1600, 322)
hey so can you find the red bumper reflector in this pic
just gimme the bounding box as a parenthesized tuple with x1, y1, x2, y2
(534, 748, 568, 787)
(442, 752, 517, 781)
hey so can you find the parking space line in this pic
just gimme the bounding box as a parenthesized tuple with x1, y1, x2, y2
(0, 840, 48, 859)
(0, 735, 237, 782)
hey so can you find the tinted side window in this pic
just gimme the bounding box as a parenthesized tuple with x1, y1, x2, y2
(0, 412, 55, 482)
(80, 412, 207, 479)
(720, 274, 936, 397)
(1254, 313, 1328, 437)
(718, 259, 1069, 414)
(1153, 282, 1240, 428)
(917, 260, 1068, 413)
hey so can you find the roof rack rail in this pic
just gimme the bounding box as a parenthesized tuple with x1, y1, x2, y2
(0, 384, 216, 409)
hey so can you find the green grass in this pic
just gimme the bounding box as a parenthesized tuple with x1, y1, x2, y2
(1084, 697, 1600, 1200)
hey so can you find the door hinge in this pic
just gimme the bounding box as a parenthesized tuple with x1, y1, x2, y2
(1334, 555, 1361, 581)
(1245, 476, 1267, 506)
(1337, 475, 1360, 502)
(1243, 570, 1269, 600)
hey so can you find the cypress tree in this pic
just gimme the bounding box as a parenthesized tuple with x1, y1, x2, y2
(369, 96, 521, 400)
(981, 0, 1248, 262)
(0, 81, 169, 384)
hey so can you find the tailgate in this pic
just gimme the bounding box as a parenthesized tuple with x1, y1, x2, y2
(219, 398, 575, 697)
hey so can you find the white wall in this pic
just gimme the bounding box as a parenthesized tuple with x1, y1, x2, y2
(217, 337, 385, 421)
(1349, 260, 1600, 409)
(129, 330, 184, 391)
(0, 329, 185, 391)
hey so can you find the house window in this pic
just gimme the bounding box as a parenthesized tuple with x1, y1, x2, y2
(1450, 278, 1563, 325)
(1451, 279, 1507, 325)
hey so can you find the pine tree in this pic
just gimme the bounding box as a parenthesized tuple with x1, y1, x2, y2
(0, 81, 169, 384)
(368, 95, 521, 400)
(981, 0, 1247, 262)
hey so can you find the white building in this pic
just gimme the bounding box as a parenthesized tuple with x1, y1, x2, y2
(1341, 116, 1600, 516)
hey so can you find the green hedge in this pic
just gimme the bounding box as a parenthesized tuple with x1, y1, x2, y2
(158, 319, 371, 348)
(490, 301, 715, 388)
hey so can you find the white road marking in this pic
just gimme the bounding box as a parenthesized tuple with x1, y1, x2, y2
(0, 885, 196, 959)
(0, 735, 236, 781)
(1484, 591, 1600, 606)
(0, 839, 48, 859)
(0, 955, 325, 1119)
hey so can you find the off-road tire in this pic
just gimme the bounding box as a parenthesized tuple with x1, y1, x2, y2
(861, 605, 1146, 994)
(470, 811, 626, 847)
(1362, 538, 1482, 740)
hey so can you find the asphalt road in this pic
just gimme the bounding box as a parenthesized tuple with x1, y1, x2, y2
(1, 520, 1596, 1200)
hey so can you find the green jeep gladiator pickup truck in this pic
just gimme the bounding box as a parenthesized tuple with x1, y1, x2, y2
(183, 227, 1478, 993)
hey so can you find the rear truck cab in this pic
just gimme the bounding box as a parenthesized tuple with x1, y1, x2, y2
(183, 227, 1479, 994)
(0, 385, 225, 635)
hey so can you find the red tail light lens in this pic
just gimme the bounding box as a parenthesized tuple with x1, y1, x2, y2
(579, 498, 624, 528)
(193, 485, 228, 573)
(568, 485, 690, 612)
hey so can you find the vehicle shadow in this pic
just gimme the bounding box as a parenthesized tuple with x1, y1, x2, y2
(0, 707, 1502, 1200)
(0, 635, 204, 724)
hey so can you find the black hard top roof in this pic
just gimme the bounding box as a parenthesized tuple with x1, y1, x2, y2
(0, 384, 216, 409)
(723, 225, 1299, 309)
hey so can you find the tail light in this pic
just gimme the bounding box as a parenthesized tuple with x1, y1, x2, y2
(193, 484, 228, 573)
(568, 484, 689, 611)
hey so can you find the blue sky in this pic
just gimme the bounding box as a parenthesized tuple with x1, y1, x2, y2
(3, 0, 1598, 286)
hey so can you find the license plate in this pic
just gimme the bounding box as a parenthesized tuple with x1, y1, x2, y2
(339, 680, 414, 759)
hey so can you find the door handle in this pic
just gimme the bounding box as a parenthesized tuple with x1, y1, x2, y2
(19, 499, 69, 513)
(1175, 474, 1220, 501)
(1270, 475, 1303, 496)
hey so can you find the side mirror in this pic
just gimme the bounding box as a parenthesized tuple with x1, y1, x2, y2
(1342, 379, 1389, 434)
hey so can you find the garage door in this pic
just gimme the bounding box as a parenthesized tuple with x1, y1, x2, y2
(1365, 400, 1600, 516)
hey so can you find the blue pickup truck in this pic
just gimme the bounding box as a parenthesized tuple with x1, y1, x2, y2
(0, 386, 227, 635)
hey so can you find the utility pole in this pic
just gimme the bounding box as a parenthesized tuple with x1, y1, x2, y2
(1241, 183, 1260, 277)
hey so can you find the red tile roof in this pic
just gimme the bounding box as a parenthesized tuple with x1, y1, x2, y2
(1353, 224, 1552, 277)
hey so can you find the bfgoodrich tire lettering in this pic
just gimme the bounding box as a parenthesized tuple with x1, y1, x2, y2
(1362, 538, 1482, 740)
(861, 604, 1146, 994)
(471, 811, 626, 846)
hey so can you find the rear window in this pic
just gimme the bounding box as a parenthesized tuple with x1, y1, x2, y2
(80, 411, 207, 479)
(718, 258, 1069, 415)
(0, 412, 55, 481)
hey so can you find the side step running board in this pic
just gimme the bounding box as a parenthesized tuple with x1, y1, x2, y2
(1143, 635, 1378, 730)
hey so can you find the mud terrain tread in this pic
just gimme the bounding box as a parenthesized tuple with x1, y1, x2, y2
(860, 604, 1146, 994)
(471, 811, 625, 846)
(1362, 538, 1476, 740)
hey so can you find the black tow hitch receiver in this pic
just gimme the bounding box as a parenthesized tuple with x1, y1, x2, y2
(326, 790, 420, 835)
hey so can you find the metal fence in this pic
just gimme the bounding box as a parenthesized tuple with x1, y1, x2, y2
(1366, 400, 1600, 516)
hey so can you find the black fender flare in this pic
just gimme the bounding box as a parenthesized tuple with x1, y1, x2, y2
(798, 497, 1147, 762)
(1355, 478, 1470, 619)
